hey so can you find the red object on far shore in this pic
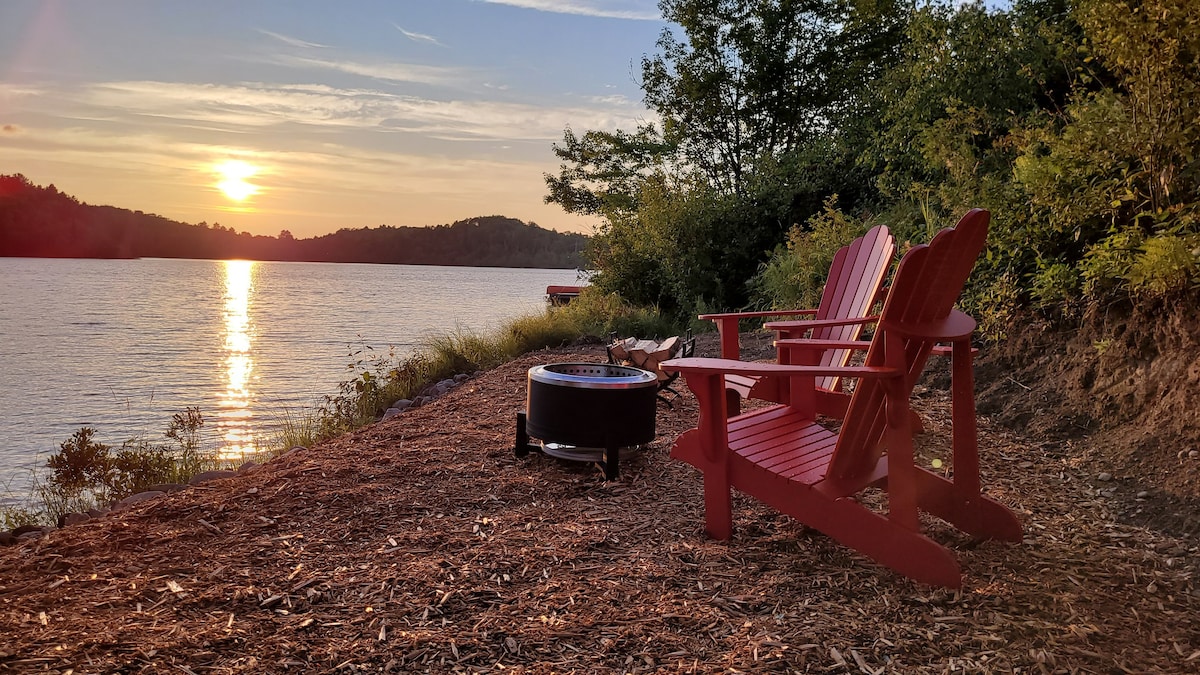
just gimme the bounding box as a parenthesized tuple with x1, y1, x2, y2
(546, 285, 583, 305)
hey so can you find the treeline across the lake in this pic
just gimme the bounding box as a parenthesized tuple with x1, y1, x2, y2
(550, 0, 1200, 335)
(0, 175, 587, 269)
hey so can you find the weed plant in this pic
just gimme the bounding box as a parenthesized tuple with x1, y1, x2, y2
(0, 408, 254, 526)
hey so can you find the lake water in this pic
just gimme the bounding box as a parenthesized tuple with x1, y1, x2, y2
(0, 258, 579, 497)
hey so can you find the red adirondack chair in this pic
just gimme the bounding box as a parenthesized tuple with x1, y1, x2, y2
(661, 209, 1021, 588)
(699, 225, 895, 416)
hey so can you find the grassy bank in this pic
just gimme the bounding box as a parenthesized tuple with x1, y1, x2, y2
(308, 287, 677, 442)
(1, 288, 679, 529)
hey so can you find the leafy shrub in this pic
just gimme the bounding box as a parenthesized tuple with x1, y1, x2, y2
(0, 503, 41, 530)
(1127, 235, 1197, 297)
(106, 445, 177, 498)
(555, 287, 677, 339)
(749, 197, 871, 311)
(1030, 261, 1083, 310)
(316, 344, 410, 438)
(966, 269, 1023, 341)
(31, 408, 212, 523)
(46, 428, 112, 492)
(1080, 229, 1143, 299)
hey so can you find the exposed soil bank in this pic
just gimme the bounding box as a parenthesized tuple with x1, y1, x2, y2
(974, 293, 1200, 537)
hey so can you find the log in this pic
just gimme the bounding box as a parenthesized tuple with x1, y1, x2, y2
(650, 336, 679, 361)
(609, 337, 638, 362)
(632, 339, 660, 355)
(610, 335, 682, 381)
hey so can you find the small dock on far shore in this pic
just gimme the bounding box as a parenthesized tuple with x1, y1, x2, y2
(546, 285, 584, 305)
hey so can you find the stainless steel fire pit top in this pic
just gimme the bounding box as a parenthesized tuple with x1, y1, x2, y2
(528, 363, 656, 390)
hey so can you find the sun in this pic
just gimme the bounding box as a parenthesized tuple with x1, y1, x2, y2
(214, 160, 260, 202)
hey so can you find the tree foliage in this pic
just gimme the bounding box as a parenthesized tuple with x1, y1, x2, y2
(643, 0, 840, 194)
(549, 0, 893, 318)
(550, 0, 1200, 332)
(544, 125, 675, 217)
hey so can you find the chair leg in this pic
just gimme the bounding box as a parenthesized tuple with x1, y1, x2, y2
(746, 475, 962, 588)
(725, 388, 742, 418)
(913, 469, 1023, 542)
(842, 515, 962, 588)
(704, 479, 733, 540)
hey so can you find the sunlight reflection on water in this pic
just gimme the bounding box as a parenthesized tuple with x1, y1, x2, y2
(219, 260, 256, 460)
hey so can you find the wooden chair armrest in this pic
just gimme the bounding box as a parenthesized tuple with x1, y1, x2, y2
(699, 308, 818, 321)
(883, 309, 976, 341)
(701, 310, 828, 360)
(774, 338, 873, 353)
(660, 357, 900, 380)
(764, 315, 879, 332)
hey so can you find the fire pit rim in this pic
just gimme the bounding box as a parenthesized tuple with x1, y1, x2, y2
(527, 362, 657, 390)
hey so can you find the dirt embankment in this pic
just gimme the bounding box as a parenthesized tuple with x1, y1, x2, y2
(973, 294, 1200, 537)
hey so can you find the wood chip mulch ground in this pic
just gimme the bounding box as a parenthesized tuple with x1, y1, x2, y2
(1, 339, 1198, 674)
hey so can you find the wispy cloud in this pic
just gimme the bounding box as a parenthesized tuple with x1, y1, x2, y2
(375, 96, 646, 142)
(476, 0, 661, 20)
(60, 80, 647, 142)
(393, 23, 446, 47)
(0, 83, 45, 98)
(273, 54, 463, 86)
(587, 93, 636, 106)
(257, 29, 331, 49)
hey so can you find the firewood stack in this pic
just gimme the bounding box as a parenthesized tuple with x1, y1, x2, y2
(608, 336, 680, 381)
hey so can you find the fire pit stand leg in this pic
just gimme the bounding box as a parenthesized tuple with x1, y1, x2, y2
(514, 412, 538, 458)
(600, 447, 619, 480)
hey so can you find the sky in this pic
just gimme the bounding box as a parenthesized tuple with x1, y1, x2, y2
(0, 0, 666, 237)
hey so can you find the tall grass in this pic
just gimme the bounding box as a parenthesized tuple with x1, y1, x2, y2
(301, 287, 679, 445)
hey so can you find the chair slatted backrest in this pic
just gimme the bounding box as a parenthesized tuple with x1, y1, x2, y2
(806, 225, 896, 392)
(826, 209, 990, 484)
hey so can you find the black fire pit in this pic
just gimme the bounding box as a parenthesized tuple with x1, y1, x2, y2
(515, 363, 658, 479)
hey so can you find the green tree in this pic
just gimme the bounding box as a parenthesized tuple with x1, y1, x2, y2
(544, 124, 675, 217)
(549, 0, 898, 316)
(642, 0, 840, 194)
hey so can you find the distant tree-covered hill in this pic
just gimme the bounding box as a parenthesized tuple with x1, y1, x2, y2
(0, 175, 587, 268)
